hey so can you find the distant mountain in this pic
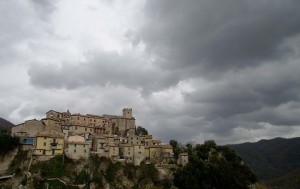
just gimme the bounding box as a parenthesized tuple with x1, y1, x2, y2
(229, 137, 300, 188)
(0, 117, 15, 132)
(264, 167, 300, 189)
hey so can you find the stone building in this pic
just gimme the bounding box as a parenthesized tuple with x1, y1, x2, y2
(177, 153, 189, 166)
(65, 135, 91, 160)
(11, 119, 45, 148)
(11, 108, 175, 166)
(133, 144, 145, 165)
(34, 131, 64, 157)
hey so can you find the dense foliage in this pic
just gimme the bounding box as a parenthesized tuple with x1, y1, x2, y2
(169, 139, 182, 159)
(174, 140, 257, 189)
(28, 155, 166, 189)
(136, 126, 148, 135)
(0, 132, 19, 155)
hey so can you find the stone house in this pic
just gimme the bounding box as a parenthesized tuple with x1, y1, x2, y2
(177, 153, 189, 166)
(34, 131, 64, 157)
(11, 119, 45, 149)
(65, 135, 91, 160)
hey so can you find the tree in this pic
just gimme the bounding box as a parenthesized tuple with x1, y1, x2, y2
(173, 140, 257, 189)
(136, 126, 148, 135)
(170, 139, 182, 159)
(0, 133, 19, 155)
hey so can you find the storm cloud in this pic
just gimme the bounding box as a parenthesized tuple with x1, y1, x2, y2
(1, 0, 300, 144)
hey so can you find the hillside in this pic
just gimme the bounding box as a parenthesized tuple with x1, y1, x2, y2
(229, 137, 300, 188)
(0, 117, 15, 132)
(0, 151, 173, 189)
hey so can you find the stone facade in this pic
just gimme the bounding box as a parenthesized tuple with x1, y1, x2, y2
(34, 131, 64, 156)
(11, 108, 179, 166)
(177, 153, 189, 166)
(65, 135, 91, 160)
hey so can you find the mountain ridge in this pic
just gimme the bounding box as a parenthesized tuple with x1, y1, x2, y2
(229, 136, 300, 188)
(0, 117, 15, 131)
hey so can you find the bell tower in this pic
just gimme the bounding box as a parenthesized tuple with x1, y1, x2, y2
(122, 108, 132, 118)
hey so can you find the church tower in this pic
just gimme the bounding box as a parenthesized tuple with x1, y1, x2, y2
(122, 108, 132, 118)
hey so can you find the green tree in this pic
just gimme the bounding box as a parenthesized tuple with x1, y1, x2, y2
(0, 133, 19, 155)
(170, 139, 182, 159)
(174, 140, 257, 189)
(136, 126, 148, 135)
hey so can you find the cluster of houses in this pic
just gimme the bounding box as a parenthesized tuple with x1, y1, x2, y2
(11, 108, 188, 166)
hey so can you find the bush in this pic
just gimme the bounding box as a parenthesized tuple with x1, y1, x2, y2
(161, 178, 172, 189)
(92, 171, 103, 187)
(105, 161, 122, 183)
(0, 133, 19, 155)
(123, 163, 136, 181)
(74, 170, 91, 184)
(33, 176, 46, 189)
(31, 155, 66, 178)
(8, 148, 27, 174)
(139, 163, 160, 185)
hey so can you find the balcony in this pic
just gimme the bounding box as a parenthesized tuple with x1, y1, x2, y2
(50, 142, 58, 149)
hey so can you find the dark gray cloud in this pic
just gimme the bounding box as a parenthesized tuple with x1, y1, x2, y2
(186, 61, 300, 121)
(138, 0, 300, 74)
(2, 0, 300, 145)
(28, 51, 180, 94)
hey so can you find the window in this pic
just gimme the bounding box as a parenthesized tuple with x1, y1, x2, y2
(74, 144, 77, 147)
(84, 149, 86, 153)
(78, 117, 79, 120)
(85, 128, 87, 131)
(44, 142, 46, 146)
(75, 126, 77, 130)
(74, 149, 76, 153)
(90, 129, 92, 132)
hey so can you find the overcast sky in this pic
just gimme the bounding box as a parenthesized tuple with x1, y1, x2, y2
(1, 0, 300, 144)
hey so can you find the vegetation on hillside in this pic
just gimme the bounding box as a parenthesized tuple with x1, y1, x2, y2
(1, 137, 260, 189)
(5, 155, 170, 189)
(264, 167, 300, 189)
(0, 132, 19, 155)
(173, 140, 257, 189)
(229, 137, 300, 189)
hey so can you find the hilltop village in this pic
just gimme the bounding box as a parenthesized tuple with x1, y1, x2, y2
(11, 108, 188, 166)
